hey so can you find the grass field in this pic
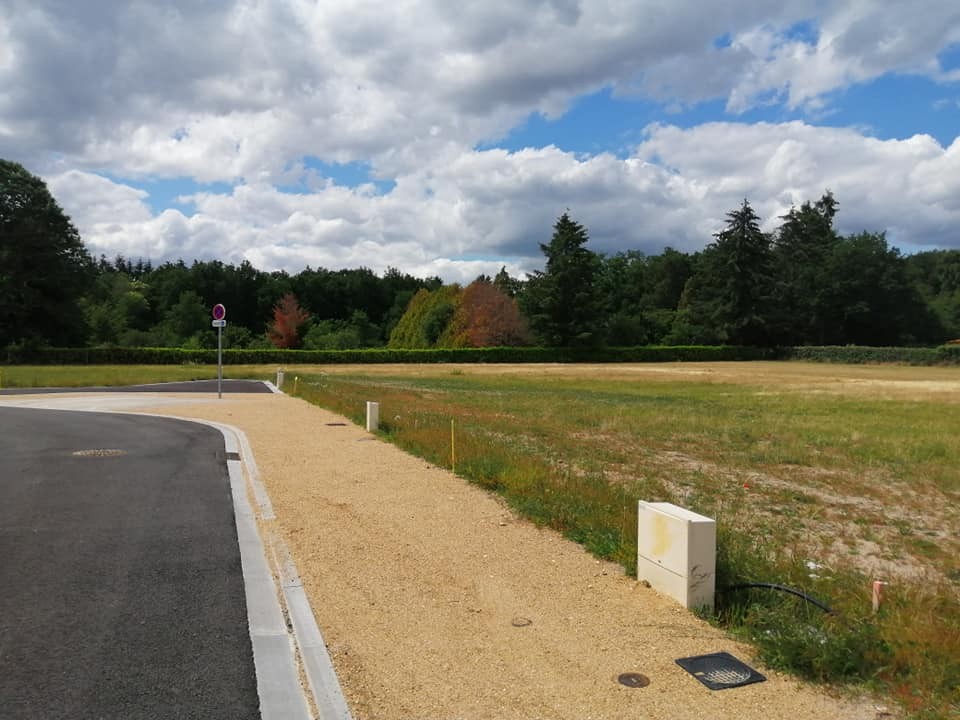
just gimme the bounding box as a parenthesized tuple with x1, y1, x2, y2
(0, 364, 274, 388)
(285, 362, 959, 719)
(4, 360, 958, 716)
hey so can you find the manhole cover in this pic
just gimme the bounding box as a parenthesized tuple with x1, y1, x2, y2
(510, 617, 533, 627)
(71, 449, 127, 457)
(675, 651, 766, 691)
(617, 673, 650, 688)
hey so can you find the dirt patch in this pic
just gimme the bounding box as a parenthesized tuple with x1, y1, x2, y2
(303, 360, 960, 402)
(640, 448, 956, 583)
(129, 391, 885, 720)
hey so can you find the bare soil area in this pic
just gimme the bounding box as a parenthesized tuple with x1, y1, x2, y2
(299, 360, 960, 402)
(126, 384, 890, 720)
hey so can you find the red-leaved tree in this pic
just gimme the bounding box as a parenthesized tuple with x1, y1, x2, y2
(449, 279, 530, 347)
(266, 293, 311, 348)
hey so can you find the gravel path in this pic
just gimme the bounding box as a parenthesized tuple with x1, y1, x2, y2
(121, 390, 887, 720)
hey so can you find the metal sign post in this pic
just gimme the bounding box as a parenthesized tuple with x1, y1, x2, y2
(212, 304, 227, 399)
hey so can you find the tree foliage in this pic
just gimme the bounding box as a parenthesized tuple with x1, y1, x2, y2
(446, 278, 531, 347)
(521, 212, 602, 347)
(683, 200, 775, 345)
(1, 156, 953, 352)
(0, 159, 93, 346)
(267, 293, 311, 349)
(388, 285, 462, 348)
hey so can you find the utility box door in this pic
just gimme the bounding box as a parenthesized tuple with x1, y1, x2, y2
(637, 501, 716, 611)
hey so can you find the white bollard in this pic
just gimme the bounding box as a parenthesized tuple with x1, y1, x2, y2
(276, 369, 284, 389)
(366, 401, 380, 432)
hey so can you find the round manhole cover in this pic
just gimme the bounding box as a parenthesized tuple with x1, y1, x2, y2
(510, 617, 533, 627)
(617, 673, 650, 688)
(72, 449, 127, 457)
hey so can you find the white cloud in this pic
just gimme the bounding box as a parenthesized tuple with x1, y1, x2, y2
(48, 124, 960, 283)
(45, 171, 153, 226)
(4, 1, 958, 183)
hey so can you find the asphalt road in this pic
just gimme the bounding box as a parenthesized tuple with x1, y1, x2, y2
(0, 407, 260, 720)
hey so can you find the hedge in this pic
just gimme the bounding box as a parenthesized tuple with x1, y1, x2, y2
(3, 344, 957, 366)
(3, 344, 776, 365)
(781, 345, 960, 365)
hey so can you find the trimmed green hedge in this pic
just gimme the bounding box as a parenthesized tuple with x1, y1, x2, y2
(3, 344, 775, 365)
(781, 345, 960, 365)
(3, 344, 957, 366)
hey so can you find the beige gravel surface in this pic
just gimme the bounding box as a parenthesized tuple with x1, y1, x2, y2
(4, 388, 887, 719)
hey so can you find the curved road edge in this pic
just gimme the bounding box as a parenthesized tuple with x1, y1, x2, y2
(172, 414, 353, 720)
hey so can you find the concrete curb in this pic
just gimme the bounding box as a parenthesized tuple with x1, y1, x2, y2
(164, 415, 355, 720)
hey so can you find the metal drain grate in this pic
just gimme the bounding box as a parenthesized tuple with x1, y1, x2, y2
(225, 451, 241, 461)
(71, 449, 127, 458)
(675, 651, 765, 691)
(325, 422, 348, 427)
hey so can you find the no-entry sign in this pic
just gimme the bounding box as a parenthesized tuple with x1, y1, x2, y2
(212, 303, 226, 321)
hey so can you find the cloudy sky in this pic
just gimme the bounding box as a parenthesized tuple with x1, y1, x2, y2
(2, 1, 959, 282)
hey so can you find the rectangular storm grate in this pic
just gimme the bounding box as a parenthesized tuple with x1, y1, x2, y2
(325, 422, 348, 426)
(225, 451, 241, 461)
(675, 651, 766, 691)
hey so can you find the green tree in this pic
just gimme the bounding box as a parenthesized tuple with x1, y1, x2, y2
(303, 310, 382, 350)
(596, 251, 652, 345)
(493, 266, 523, 298)
(388, 285, 462, 348)
(685, 199, 775, 346)
(772, 192, 841, 344)
(905, 249, 959, 341)
(520, 212, 602, 347)
(0, 159, 94, 346)
(825, 232, 936, 345)
(158, 289, 210, 346)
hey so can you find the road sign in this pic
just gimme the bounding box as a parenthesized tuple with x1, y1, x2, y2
(212, 303, 226, 321)
(212, 319, 226, 328)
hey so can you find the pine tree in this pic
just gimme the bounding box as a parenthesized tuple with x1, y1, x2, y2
(521, 212, 602, 347)
(685, 199, 775, 346)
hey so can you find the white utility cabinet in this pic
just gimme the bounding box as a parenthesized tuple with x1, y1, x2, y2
(637, 501, 716, 611)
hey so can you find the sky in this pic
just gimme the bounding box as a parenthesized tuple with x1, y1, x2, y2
(1, 1, 959, 283)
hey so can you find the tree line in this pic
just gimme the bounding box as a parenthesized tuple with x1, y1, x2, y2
(2, 158, 958, 351)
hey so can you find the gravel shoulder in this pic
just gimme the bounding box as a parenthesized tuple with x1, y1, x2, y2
(119, 390, 886, 720)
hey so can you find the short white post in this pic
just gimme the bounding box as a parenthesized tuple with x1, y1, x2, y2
(276, 369, 284, 389)
(366, 401, 380, 432)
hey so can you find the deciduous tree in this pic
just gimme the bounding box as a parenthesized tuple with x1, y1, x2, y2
(0, 159, 93, 346)
(447, 278, 530, 347)
(266, 293, 311, 348)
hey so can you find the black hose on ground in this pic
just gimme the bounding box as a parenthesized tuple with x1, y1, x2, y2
(719, 582, 835, 614)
